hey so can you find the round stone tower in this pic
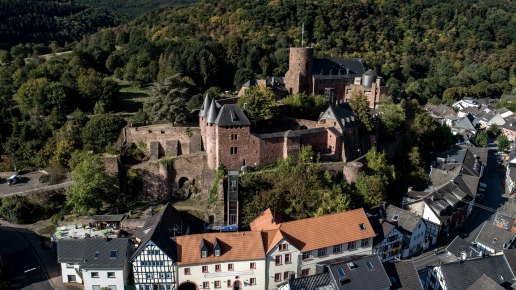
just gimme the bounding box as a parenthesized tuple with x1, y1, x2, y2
(199, 94, 212, 150)
(284, 47, 314, 94)
(343, 161, 363, 184)
(205, 100, 219, 170)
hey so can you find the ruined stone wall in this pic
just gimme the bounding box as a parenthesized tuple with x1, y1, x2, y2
(124, 124, 201, 156)
(100, 154, 120, 176)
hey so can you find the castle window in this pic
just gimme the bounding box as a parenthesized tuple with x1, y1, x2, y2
(231, 134, 238, 140)
(230, 147, 238, 155)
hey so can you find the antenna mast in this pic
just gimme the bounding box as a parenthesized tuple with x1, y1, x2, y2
(301, 23, 305, 47)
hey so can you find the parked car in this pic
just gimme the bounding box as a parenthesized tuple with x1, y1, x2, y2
(7, 175, 21, 185)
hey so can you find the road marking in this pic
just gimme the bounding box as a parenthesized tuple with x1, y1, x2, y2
(24, 267, 36, 273)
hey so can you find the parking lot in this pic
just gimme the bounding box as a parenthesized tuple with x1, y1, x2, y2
(0, 172, 70, 196)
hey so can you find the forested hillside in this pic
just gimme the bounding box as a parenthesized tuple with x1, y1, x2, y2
(0, 0, 514, 172)
(0, 0, 119, 49)
(109, 0, 514, 102)
(75, 0, 200, 19)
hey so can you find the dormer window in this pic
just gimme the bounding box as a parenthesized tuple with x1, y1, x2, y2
(213, 238, 221, 257)
(392, 215, 399, 222)
(110, 250, 117, 259)
(359, 223, 366, 231)
(200, 239, 209, 258)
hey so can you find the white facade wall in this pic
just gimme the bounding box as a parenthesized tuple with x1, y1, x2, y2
(404, 220, 427, 258)
(476, 242, 497, 255)
(177, 259, 266, 290)
(266, 240, 299, 290)
(300, 237, 373, 278)
(422, 203, 443, 226)
(61, 263, 83, 284)
(82, 269, 124, 290)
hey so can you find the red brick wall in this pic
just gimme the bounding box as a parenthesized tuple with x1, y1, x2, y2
(257, 137, 284, 165)
(216, 125, 257, 170)
(300, 130, 327, 152)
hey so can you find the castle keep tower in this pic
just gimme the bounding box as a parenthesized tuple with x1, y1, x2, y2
(205, 99, 219, 170)
(198, 94, 212, 149)
(284, 47, 314, 94)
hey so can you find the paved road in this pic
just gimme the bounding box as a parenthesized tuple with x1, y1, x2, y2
(455, 148, 507, 243)
(0, 226, 53, 290)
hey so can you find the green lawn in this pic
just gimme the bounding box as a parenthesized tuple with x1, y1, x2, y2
(110, 78, 151, 113)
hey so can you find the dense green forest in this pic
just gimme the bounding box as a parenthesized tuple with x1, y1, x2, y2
(75, 0, 200, 19)
(0, 0, 121, 49)
(0, 0, 514, 187)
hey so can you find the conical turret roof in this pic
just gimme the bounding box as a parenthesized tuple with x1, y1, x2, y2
(199, 94, 212, 117)
(206, 99, 219, 124)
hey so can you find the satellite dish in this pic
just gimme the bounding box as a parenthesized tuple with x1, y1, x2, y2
(460, 251, 467, 261)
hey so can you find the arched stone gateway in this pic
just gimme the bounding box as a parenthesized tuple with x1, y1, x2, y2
(178, 177, 189, 189)
(179, 281, 197, 290)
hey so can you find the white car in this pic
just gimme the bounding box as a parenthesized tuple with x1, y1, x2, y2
(7, 175, 21, 185)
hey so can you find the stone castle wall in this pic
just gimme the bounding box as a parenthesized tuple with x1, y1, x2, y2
(124, 124, 201, 156)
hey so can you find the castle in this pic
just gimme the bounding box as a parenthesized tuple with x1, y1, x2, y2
(199, 94, 363, 170)
(284, 47, 386, 108)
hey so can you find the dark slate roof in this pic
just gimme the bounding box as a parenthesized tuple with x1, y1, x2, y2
(287, 272, 332, 290)
(475, 222, 516, 252)
(439, 255, 515, 289)
(214, 104, 251, 126)
(453, 116, 476, 131)
(385, 204, 422, 234)
(312, 58, 365, 77)
(319, 103, 357, 133)
(91, 214, 125, 222)
(383, 261, 423, 290)
(57, 238, 131, 269)
(328, 255, 391, 290)
(466, 274, 505, 290)
(368, 216, 395, 246)
(503, 249, 516, 273)
(206, 98, 219, 124)
(446, 236, 481, 260)
(130, 204, 185, 262)
(199, 94, 212, 117)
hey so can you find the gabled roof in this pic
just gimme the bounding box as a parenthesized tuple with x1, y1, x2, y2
(475, 222, 516, 252)
(287, 273, 332, 290)
(439, 255, 515, 289)
(383, 261, 423, 290)
(503, 248, 516, 272)
(175, 232, 265, 265)
(249, 208, 281, 231)
(319, 103, 357, 132)
(57, 238, 131, 269)
(446, 236, 481, 260)
(275, 208, 375, 252)
(91, 214, 125, 222)
(466, 274, 504, 290)
(328, 255, 391, 290)
(453, 116, 477, 131)
(214, 104, 251, 126)
(131, 204, 185, 261)
(385, 204, 422, 234)
(312, 58, 365, 77)
(251, 209, 375, 252)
